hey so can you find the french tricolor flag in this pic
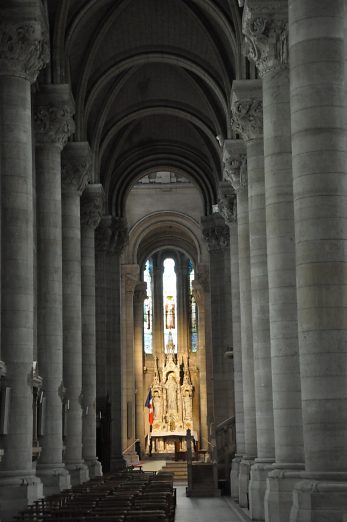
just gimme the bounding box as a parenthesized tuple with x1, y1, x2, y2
(145, 389, 154, 425)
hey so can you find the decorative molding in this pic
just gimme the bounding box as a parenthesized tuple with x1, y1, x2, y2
(243, 0, 288, 78)
(81, 184, 105, 229)
(223, 140, 248, 193)
(95, 215, 129, 255)
(61, 142, 91, 195)
(134, 281, 148, 304)
(0, 8, 49, 83)
(201, 215, 230, 252)
(34, 85, 75, 149)
(218, 181, 237, 224)
(231, 80, 263, 142)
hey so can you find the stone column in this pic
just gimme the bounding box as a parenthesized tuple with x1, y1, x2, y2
(242, 3, 305, 520)
(61, 142, 90, 486)
(288, 1, 347, 519)
(95, 216, 128, 472)
(218, 181, 245, 501)
(191, 267, 211, 449)
(231, 81, 275, 520)
(133, 282, 147, 457)
(121, 265, 139, 455)
(34, 84, 74, 495)
(0, 6, 48, 518)
(201, 214, 233, 428)
(223, 140, 256, 507)
(80, 184, 104, 478)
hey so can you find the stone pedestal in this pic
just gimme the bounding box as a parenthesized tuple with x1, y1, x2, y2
(264, 465, 305, 522)
(249, 459, 274, 521)
(230, 455, 242, 501)
(239, 457, 254, 508)
(290, 475, 347, 522)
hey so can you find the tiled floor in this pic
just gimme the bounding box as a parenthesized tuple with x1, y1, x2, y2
(175, 486, 249, 522)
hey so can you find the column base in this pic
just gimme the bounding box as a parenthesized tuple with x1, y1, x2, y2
(65, 462, 90, 486)
(230, 455, 242, 501)
(239, 456, 255, 508)
(264, 463, 305, 522)
(85, 458, 103, 478)
(0, 473, 43, 522)
(36, 464, 71, 495)
(110, 456, 126, 472)
(290, 473, 347, 522)
(249, 458, 274, 521)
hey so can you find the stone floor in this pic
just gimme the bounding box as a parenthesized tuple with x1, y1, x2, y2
(175, 486, 249, 522)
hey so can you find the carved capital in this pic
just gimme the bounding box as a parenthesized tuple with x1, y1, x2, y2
(223, 139, 247, 193)
(81, 184, 105, 229)
(243, 0, 288, 78)
(61, 142, 91, 195)
(134, 281, 148, 304)
(95, 216, 129, 255)
(0, 6, 49, 83)
(231, 80, 263, 142)
(201, 214, 230, 252)
(218, 182, 237, 224)
(34, 84, 75, 149)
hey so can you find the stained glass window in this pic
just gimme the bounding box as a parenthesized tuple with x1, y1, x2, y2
(163, 258, 177, 352)
(143, 259, 153, 354)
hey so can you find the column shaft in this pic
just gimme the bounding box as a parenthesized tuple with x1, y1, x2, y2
(80, 184, 104, 478)
(290, 0, 347, 474)
(34, 84, 74, 493)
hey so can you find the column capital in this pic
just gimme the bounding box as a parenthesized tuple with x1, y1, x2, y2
(95, 215, 129, 255)
(218, 182, 237, 225)
(231, 80, 263, 142)
(223, 139, 247, 193)
(34, 84, 75, 150)
(122, 265, 140, 295)
(81, 184, 105, 230)
(201, 214, 230, 252)
(243, 0, 288, 78)
(134, 281, 148, 304)
(61, 142, 91, 195)
(0, 4, 49, 83)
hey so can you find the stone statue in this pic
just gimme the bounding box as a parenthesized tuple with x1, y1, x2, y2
(166, 373, 178, 413)
(152, 389, 162, 422)
(183, 388, 193, 420)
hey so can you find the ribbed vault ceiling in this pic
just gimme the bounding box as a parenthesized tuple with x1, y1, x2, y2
(46, 0, 245, 215)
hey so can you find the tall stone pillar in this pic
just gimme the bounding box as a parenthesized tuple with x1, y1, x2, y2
(223, 140, 256, 508)
(289, 1, 347, 519)
(242, 3, 305, 520)
(121, 264, 139, 454)
(95, 216, 128, 472)
(61, 142, 90, 486)
(0, 6, 48, 518)
(231, 81, 275, 520)
(191, 266, 211, 449)
(201, 214, 233, 428)
(80, 184, 104, 478)
(218, 181, 245, 501)
(34, 84, 74, 494)
(133, 282, 147, 457)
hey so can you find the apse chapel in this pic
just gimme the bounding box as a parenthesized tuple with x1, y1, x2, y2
(0, 0, 346, 521)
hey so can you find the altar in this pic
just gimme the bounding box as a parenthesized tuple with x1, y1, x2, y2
(145, 332, 196, 454)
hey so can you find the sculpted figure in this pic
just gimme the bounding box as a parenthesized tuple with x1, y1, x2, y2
(166, 373, 178, 413)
